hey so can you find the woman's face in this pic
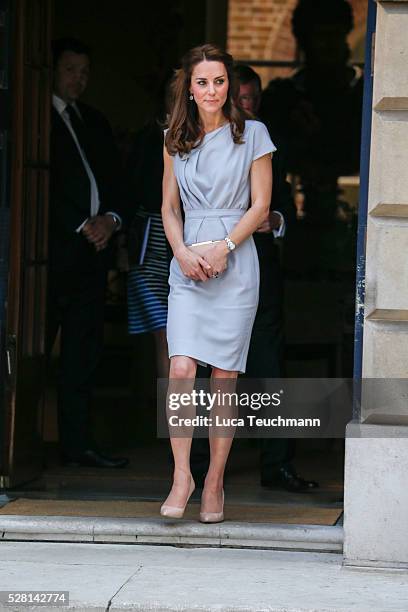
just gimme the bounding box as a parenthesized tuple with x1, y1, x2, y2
(190, 60, 229, 116)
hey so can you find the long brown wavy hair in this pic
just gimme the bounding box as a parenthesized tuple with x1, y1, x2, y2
(165, 44, 247, 156)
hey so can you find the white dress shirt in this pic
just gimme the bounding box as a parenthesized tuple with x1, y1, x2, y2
(272, 210, 285, 238)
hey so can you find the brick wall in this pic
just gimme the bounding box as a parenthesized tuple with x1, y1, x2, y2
(227, 0, 369, 86)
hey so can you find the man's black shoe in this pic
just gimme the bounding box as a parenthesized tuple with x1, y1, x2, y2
(261, 465, 319, 493)
(62, 449, 129, 469)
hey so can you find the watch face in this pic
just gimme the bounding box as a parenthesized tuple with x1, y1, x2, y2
(230, 240, 235, 250)
(225, 237, 235, 251)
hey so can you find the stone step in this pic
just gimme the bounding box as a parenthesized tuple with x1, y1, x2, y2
(0, 515, 343, 552)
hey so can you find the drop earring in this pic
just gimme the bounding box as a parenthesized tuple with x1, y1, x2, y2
(189, 94, 194, 101)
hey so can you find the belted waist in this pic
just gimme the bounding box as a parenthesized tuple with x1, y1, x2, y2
(184, 208, 246, 219)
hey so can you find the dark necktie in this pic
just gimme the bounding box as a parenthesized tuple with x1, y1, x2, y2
(65, 104, 91, 161)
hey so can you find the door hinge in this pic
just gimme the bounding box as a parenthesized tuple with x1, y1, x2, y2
(5, 334, 16, 384)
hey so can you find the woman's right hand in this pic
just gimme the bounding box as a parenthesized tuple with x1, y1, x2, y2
(175, 246, 212, 281)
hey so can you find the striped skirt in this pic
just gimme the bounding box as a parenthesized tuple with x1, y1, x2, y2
(128, 212, 170, 334)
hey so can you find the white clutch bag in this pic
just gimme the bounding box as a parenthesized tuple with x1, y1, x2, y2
(188, 239, 223, 257)
(189, 240, 223, 247)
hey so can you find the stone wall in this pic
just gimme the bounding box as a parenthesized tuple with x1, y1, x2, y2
(344, 0, 408, 569)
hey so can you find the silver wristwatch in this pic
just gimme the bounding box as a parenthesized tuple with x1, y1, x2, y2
(224, 236, 236, 251)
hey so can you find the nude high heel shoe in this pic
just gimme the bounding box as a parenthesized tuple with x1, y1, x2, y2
(199, 489, 224, 524)
(160, 477, 195, 519)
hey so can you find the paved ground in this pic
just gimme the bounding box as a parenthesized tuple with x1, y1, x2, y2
(0, 541, 407, 611)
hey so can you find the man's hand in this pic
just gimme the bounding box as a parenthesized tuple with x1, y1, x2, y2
(256, 211, 282, 234)
(82, 215, 116, 251)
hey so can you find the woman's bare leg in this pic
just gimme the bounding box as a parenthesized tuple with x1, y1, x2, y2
(162, 355, 197, 509)
(201, 367, 238, 514)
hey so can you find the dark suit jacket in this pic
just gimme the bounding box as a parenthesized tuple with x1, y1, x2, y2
(49, 101, 124, 274)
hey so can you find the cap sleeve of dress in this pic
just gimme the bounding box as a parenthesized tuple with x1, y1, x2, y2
(251, 120, 277, 161)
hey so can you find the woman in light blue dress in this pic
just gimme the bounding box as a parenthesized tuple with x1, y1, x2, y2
(161, 44, 275, 523)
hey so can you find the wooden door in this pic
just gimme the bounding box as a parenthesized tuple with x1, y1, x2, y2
(2, 0, 52, 487)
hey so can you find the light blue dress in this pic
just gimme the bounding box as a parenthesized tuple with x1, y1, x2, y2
(167, 120, 276, 372)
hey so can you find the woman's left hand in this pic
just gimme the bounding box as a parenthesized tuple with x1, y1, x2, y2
(202, 242, 229, 278)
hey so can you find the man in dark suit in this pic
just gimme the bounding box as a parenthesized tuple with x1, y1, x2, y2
(49, 38, 128, 468)
(237, 65, 318, 492)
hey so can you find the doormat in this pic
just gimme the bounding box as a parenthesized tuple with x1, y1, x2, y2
(0, 498, 342, 525)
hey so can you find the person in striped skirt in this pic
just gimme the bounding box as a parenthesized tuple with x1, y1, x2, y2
(126, 118, 171, 378)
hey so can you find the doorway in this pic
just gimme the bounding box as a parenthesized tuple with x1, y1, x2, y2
(1, 0, 371, 530)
